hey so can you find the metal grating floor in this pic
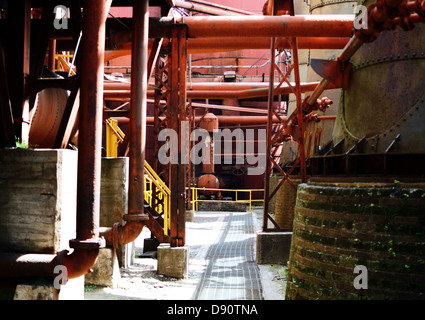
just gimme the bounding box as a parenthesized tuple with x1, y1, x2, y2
(193, 212, 263, 300)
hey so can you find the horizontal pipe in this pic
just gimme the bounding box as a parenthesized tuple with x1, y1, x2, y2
(103, 81, 336, 101)
(108, 115, 336, 125)
(108, 33, 350, 57)
(0, 248, 100, 280)
(174, 15, 355, 38)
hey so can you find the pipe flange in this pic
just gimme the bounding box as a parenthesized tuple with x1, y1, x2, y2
(123, 213, 150, 222)
(69, 238, 106, 250)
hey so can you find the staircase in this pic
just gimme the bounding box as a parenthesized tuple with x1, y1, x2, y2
(143, 160, 170, 244)
(105, 118, 170, 244)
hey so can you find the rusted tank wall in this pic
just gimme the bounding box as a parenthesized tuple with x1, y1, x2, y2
(332, 22, 425, 154)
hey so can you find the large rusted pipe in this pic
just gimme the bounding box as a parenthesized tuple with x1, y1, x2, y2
(174, 15, 355, 38)
(0, 0, 109, 281)
(128, 0, 149, 219)
(108, 115, 335, 125)
(103, 81, 336, 101)
(106, 36, 349, 60)
(100, 0, 150, 248)
(77, 0, 108, 241)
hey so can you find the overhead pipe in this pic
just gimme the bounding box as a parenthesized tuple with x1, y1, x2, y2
(108, 115, 336, 126)
(174, 15, 355, 38)
(100, 0, 150, 249)
(105, 36, 350, 60)
(0, 0, 110, 280)
(103, 81, 337, 101)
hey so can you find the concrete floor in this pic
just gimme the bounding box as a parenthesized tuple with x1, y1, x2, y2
(84, 208, 287, 300)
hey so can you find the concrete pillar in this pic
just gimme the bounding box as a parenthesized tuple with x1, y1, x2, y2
(157, 243, 188, 279)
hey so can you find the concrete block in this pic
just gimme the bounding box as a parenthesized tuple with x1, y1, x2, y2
(85, 248, 121, 288)
(157, 244, 188, 279)
(13, 277, 84, 300)
(197, 201, 247, 212)
(185, 210, 195, 222)
(100, 157, 132, 268)
(0, 149, 77, 253)
(256, 232, 292, 265)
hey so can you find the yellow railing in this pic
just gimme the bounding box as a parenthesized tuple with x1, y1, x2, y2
(105, 118, 170, 236)
(144, 160, 170, 236)
(190, 187, 264, 212)
(55, 54, 76, 75)
(106, 118, 124, 157)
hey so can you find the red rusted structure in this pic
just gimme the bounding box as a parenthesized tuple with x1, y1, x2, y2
(1, 0, 424, 290)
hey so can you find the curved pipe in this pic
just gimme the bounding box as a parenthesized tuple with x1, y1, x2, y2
(100, 1, 150, 249)
(0, 248, 100, 280)
(99, 222, 145, 249)
(0, 0, 108, 282)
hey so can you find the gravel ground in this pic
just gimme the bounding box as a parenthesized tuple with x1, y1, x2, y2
(84, 208, 287, 300)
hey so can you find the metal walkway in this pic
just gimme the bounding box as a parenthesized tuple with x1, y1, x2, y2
(193, 212, 263, 300)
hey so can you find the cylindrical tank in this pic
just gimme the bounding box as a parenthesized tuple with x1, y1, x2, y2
(332, 15, 425, 155)
(304, 0, 358, 156)
(287, 0, 425, 300)
(197, 112, 220, 197)
(29, 88, 69, 148)
(198, 112, 219, 174)
(286, 181, 425, 300)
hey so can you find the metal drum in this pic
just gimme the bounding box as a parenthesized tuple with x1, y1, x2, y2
(29, 88, 69, 148)
(333, 22, 425, 155)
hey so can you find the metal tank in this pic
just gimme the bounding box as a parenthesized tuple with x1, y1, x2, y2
(286, 0, 425, 300)
(310, 0, 425, 176)
(304, 0, 358, 159)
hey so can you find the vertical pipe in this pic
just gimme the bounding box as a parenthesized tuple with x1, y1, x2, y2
(48, 39, 56, 71)
(76, 0, 106, 240)
(129, 0, 149, 217)
(291, 37, 307, 183)
(263, 38, 276, 232)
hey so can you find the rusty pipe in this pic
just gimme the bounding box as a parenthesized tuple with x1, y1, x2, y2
(76, 0, 108, 240)
(128, 0, 149, 219)
(103, 81, 336, 101)
(109, 115, 335, 125)
(106, 36, 349, 60)
(174, 15, 355, 38)
(0, 0, 109, 281)
(100, 0, 150, 249)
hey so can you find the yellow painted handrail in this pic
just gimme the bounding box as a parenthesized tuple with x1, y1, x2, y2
(190, 187, 264, 212)
(144, 160, 170, 236)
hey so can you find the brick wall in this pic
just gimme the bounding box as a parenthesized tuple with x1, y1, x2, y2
(286, 181, 425, 299)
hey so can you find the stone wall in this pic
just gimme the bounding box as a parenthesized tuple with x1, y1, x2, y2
(286, 181, 425, 300)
